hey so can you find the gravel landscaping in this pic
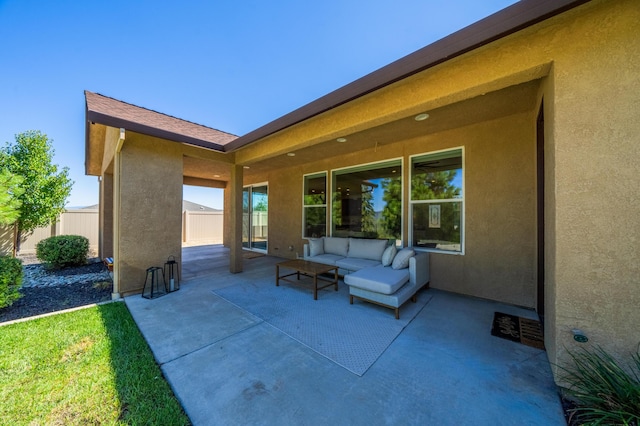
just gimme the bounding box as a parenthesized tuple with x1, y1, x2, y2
(0, 257, 113, 323)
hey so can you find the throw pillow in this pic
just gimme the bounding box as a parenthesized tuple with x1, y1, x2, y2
(391, 248, 414, 270)
(308, 238, 324, 257)
(381, 245, 397, 267)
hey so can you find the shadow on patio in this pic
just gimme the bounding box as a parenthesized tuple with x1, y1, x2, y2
(125, 244, 565, 425)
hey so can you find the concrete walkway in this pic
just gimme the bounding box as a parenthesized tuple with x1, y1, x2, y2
(125, 245, 566, 425)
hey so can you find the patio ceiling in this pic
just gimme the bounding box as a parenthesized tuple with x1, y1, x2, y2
(183, 155, 231, 188)
(241, 80, 541, 178)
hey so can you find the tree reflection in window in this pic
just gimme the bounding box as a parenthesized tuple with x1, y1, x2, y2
(331, 160, 402, 242)
(303, 173, 327, 238)
(411, 149, 463, 253)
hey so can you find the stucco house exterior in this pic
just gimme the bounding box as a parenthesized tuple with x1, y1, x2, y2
(84, 0, 639, 382)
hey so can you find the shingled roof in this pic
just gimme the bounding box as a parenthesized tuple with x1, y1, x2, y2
(85, 91, 237, 151)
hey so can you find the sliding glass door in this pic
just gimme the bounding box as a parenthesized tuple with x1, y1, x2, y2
(242, 184, 268, 252)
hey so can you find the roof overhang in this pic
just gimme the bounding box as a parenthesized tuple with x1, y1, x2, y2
(84, 91, 238, 175)
(224, 0, 590, 151)
(84, 0, 591, 176)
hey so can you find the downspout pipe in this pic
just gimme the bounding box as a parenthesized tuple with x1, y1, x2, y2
(112, 128, 125, 299)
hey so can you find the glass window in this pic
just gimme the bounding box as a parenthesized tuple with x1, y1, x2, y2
(411, 148, 463, 253)
(303, 172, 327, 238)
(331, 159, 402, 242)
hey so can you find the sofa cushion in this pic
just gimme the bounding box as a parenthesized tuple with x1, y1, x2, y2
(336, 257, 381, 272)
(308, 253, 344, 266)
(381, 245, 397, 267)
(348, 238, 388, 261)
(324, 237, 349, 257)
(344, 265, 409, 295)
(392, 248, 415, 270)
(308, 238, 324, 257)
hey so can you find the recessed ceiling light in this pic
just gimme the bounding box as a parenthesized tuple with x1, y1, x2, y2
(243, 166, 250, 169)
(287, 152, 295, 157)
(414, 113, 430, 121)
(336, 137, 347, 143)
(213, 174, 220, 178)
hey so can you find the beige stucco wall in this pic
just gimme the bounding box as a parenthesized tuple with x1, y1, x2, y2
(411, 113, 536, 307)
(541, 0, 640, 376)
(117, 132, 183, 295)
(245, 109, 538, 308)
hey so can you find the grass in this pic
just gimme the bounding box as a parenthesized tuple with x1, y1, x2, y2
(0, 302, 190, 425)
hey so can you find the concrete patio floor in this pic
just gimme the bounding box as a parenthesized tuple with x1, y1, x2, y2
(125, 244, 566, 425)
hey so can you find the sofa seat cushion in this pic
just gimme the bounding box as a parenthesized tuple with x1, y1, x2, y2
(336, 257, 381, 272)
(344, 265, 409, 295)
(347, 238, 388, 261)
(309, 254, 344, 266)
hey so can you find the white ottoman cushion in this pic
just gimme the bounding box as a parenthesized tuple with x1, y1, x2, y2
(344, 265, 409, 295)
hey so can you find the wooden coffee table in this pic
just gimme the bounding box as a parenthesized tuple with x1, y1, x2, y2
(276, 259, 338, 300)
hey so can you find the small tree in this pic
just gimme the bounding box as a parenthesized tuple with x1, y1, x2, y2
(0, 131, 73, 254)
(0, 169, 24, 226)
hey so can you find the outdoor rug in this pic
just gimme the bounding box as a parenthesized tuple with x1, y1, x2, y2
(491, 312, 545, 350)
(213, 276, 432, 376)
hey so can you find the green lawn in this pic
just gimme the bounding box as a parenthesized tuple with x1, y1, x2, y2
(0, 302, 190, 425)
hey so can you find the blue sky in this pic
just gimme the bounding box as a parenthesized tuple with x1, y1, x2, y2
(0, 0, 515, 208)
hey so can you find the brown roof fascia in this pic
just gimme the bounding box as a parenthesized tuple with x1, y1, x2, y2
(224, 0, 590, 152)
(86, 109, 229, 152)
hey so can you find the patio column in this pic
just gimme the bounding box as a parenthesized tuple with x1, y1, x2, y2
(99, 173, 114, 259)
(229, 164, 243, 273)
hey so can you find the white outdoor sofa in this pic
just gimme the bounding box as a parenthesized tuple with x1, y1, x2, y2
(304, 237, 430, 319)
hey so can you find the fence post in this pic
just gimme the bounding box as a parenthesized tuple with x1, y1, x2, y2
(183, 211, 189, 243)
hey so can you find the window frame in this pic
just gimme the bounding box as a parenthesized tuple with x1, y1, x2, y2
(409, 147, 465, 255)
(302, 171, 328, 238)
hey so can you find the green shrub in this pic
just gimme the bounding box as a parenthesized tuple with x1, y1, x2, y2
(561, 346, 640, 425)
(36, 235, 89, 269)
(0, 256, 23, 309)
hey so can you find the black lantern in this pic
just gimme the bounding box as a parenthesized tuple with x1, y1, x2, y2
(142, 266, 167, 299)
(164, 255, 180, 292)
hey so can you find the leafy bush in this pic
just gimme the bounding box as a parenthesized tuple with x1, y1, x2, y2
(36, 235, 89, 269)
(0, 256, 23, 309)
(561, 346, 640, 425)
